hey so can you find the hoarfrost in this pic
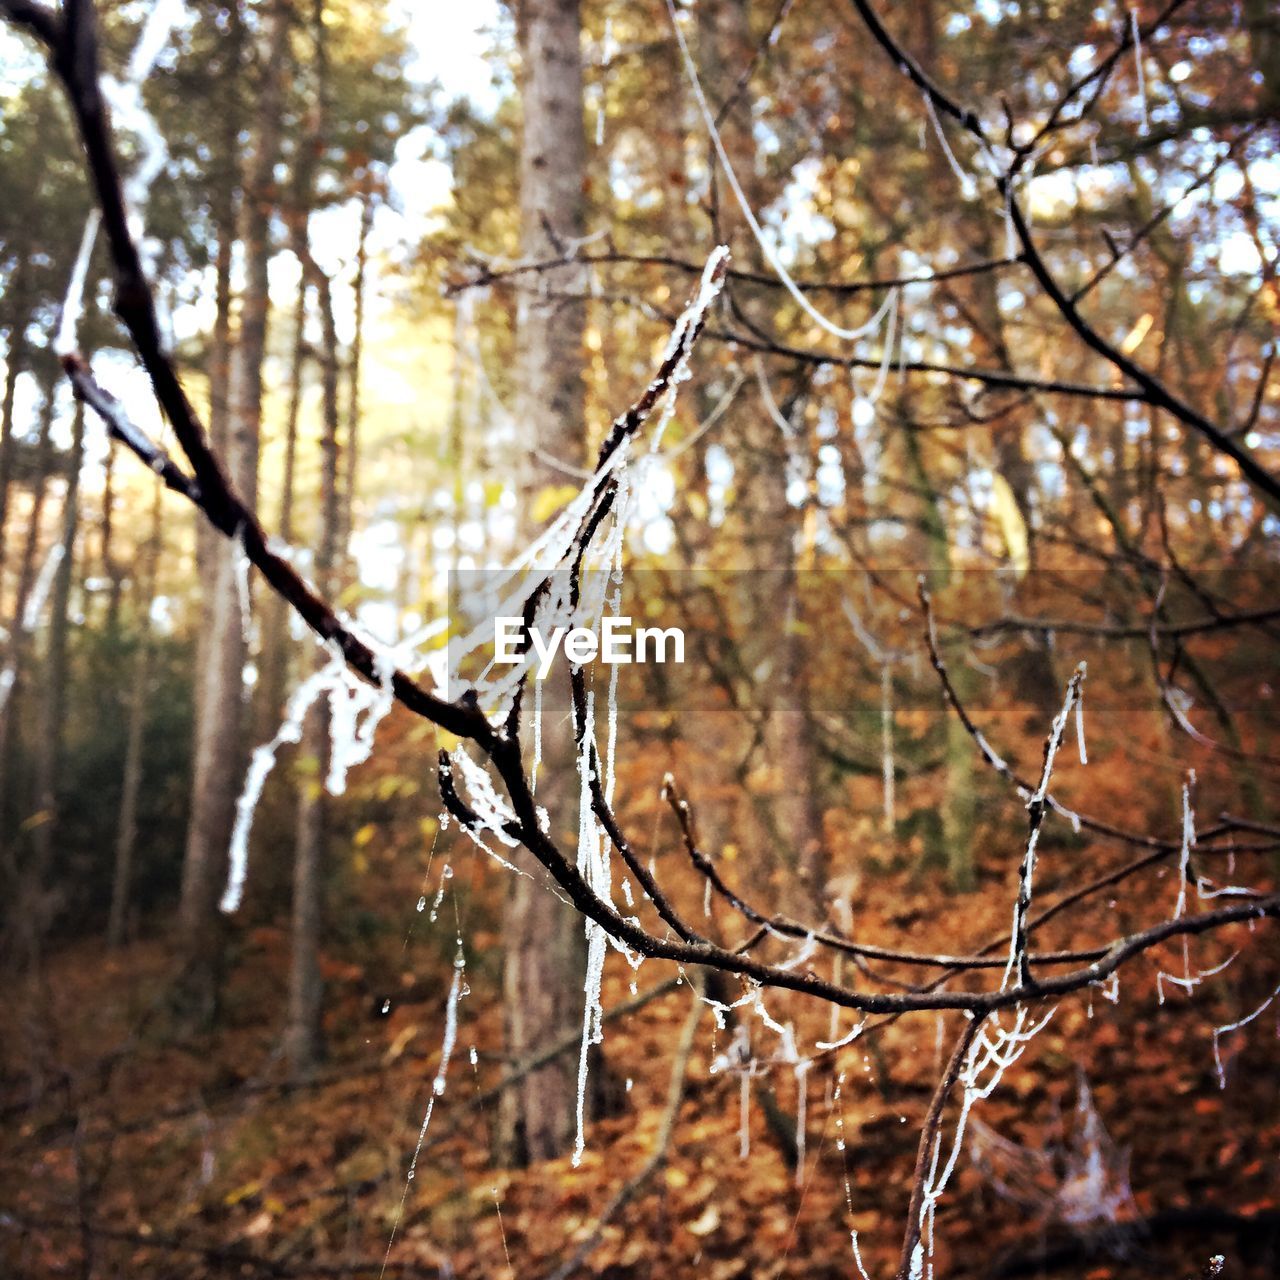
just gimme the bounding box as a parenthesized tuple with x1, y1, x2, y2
(222, 635, 402, 912)
(1211, 980, 1280, 1089)
(1155, 773, 1240, 1002)
(817, 1016, 867, 1053)
(1130, 9, 1150, 134)
(667, 0, 898, 343)
(22, 543, 65, 634)
(0, 540, 67, 722)
(923, 91, 976, 199)
(794, 1058, 810, 1186)
(57, 0, 184, 355)
(573, 690, 612, 1167)
(910, 1005, 1057, 1277)
(433, 943, 467, 1096)
(381, 931, 470, 1278)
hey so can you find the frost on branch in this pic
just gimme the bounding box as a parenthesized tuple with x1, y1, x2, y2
(56, 0, 184, 356)
(444, 246, 728, 727)
(0, 542, 65, 719)
(221, 632, 400, 913)
(1212, 980, 1280, 1090)
(668, 0, 899, 345)
(909, 1006, 1057, 1279)
(226, 249, 727, 923)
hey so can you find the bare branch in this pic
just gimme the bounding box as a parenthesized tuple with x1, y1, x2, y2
(896, 1015, 982, 1280)
(0, 0, 59, 48)
(1004, 191, 1280, 507)
(1009, 662, 1088, 989)
(447, 247, 1021, 300)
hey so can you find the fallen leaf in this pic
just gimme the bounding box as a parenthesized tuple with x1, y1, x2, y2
(687, 1204, 720, 1237)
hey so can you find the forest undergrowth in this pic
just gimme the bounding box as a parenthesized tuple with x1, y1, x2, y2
(4, 681, 1278, 1280)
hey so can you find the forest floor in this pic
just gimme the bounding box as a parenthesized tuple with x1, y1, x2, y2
(3, 825, 1278, 1280)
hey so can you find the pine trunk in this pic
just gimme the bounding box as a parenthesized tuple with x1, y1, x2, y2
(178, 0, 290, 1023)
(283, 0, 344, 1084)
(286, 250, 342, 1081)
(498, 0, 590, 1166)
(342, 185, 372, 556)
(0, 375, 57, 963)
(29, 405, 86, 946)
(258, 239, 308, 733)
(108, 488, 163, 948)
(0, 274, 32, 582)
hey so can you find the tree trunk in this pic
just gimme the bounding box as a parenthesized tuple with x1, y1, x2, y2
(100, 448, 126, 633)
(498, 0, 590, 1167)
(286, 249, 342, 1082)
(0, 276, 32, 582)
(179, 0, 290, 1023)
(0, 372, 58, 964)
(108, 487, 163, 949)
(284, 0, 343, 1081)
(258, 238, 308, 731)
(697, 0, 826, 910)
(342, 183, 372, 557)
(29, 404, 86, 945)
(941, 660, 978, 894)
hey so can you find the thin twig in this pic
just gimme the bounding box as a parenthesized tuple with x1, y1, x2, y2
(896, 1015, 982, 1280)
(1009, 662, 1088, 989)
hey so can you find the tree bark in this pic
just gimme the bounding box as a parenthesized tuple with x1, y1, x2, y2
(342, 183, 372, 557)
(0, 370, 58, 964)
(286, 249, 342, 1082)
(258, 235, 308, 732)
(29, 403, 85, 939)
(178, 0, 290, 1023)
(284, 0, 343, 1081)
(498, 0, 590, 1166)
(108, 486, 163, 949)
(0, 270, 32, 582)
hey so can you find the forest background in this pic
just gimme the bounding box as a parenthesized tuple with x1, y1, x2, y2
(1, 1, 1279, 1277)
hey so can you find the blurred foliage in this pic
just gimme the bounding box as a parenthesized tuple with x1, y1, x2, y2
(1, 0, 1279, 1275)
